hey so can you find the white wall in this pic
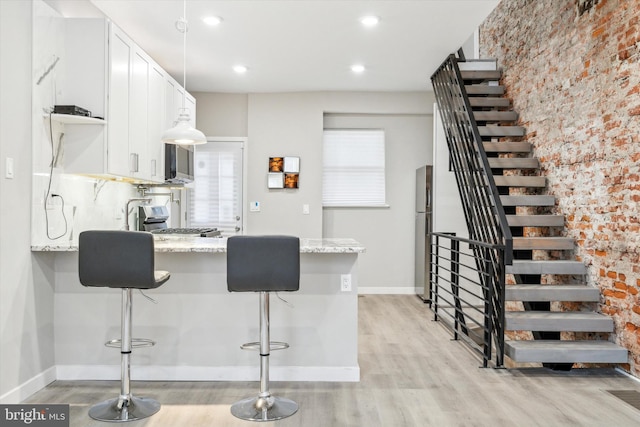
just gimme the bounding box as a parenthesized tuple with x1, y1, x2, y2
(323, 113, 432, 291)
(197, 91, 434, 290)
(0, 0, 56, 403)
(192, 92, 248, 137)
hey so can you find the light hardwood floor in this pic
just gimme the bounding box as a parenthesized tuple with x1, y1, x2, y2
(25, 295, 640, 426)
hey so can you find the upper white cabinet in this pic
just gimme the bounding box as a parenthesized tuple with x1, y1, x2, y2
(148, 62, 166, 183)
(60, 18, 195, 183)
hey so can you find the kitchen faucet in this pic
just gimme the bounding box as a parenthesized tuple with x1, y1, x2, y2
(124, 198, 152, 231)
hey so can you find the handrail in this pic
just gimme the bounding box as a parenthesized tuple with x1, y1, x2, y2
(430, 54, 513, 264)
(431, 232, 506, 367)
(430, 53, 512, 367)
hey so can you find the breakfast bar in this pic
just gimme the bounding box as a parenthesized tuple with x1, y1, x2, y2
(32, 237, 365, 382)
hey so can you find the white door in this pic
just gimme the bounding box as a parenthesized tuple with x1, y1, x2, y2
(188, 139, 244, 235)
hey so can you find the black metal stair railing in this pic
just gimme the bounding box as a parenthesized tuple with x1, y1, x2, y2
(430, 54, 512, 367)
(431, 232, 505, 367)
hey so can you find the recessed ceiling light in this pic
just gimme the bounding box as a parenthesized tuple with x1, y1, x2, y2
(351, 64, 365, 73)
(233, 65, 248, 74)
(203, 16, 222, 26)
(360, 16, 379, 27)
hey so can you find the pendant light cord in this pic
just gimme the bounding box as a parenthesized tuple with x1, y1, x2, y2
(180, 0, 187, 111)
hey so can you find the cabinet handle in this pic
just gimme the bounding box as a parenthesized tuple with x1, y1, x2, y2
(130, 153, 139, 173)
(151, 159, 156, 176)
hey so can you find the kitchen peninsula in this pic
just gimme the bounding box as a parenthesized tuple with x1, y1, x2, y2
(32, 237, 364, 382)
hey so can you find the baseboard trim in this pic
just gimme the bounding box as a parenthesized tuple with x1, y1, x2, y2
(358, 286, 416, 295)
(0, 366, 57, 404)
(55, 365, 360, 382)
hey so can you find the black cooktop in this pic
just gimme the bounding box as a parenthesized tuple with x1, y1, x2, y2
(150, 227, 221, 238)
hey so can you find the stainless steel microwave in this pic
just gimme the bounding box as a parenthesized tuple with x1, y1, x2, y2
(165, 144, 194, 184)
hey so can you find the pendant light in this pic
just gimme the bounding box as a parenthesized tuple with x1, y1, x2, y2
(162, 0, 207, 145)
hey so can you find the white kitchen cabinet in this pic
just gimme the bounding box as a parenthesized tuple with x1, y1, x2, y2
(165, 74, 197, 129)
(106, 25, 132, 177)
(61, 18, 193, 183)
(129, 47, 150, 179)
(148, 62, 166, 183)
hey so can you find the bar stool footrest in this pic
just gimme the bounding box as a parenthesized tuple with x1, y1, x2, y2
(105, 338, 156, 349)
(240, 341, 289, 351)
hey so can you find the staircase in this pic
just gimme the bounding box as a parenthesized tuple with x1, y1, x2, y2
(432, 57, 627, 367)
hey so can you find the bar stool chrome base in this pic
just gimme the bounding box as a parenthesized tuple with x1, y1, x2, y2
(230, 394, 298, 422)
(88, 395, 160, 422)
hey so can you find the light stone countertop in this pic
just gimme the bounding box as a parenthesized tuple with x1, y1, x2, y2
(31, 237, 365, 254)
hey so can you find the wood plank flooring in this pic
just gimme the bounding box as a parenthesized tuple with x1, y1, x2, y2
(24, 295, 640, 426)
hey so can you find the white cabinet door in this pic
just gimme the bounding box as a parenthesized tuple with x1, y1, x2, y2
(185, 93, 196, 127)
(148, 62, 165, 182)
(165, 78, 178, 128)
(107, 27, 131, 177)
(129, 48, 150, 179)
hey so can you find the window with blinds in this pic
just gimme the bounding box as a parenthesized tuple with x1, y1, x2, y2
(188, 141, 243, 233)
(322, 129, 386, 207)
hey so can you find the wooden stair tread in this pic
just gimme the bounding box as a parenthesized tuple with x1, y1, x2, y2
(488, 157, 539, 169)
(505, 340, 628, 363)
(506, 214, 564, 227)
(506, 260, 586, 275)
(473, 111, 518, 122)
(466, 85, 505, 95)
(483, 142, 532, 152)
(512, 237, 574, 250)
(505, 311, 614, 332)
(493, 175, 546, 188)
(469, 97, 510, 108)
(460, 70, 502, 81)
(479, 126, 526, 137)
(506, 284, 600, 302)
(457, 60, 497, 71)
(500, 195, 555, 206)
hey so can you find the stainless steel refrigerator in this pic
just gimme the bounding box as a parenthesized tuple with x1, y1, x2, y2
(415, 165, 433, 302)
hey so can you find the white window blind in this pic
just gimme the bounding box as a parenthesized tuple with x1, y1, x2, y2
(188, 141, 242, 233)
(322, 129, 386, 207)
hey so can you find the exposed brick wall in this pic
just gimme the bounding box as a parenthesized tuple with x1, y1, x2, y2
(480, 0, 640, 376)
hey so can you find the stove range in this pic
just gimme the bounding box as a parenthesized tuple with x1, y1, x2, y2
(151, 227, 221, 238)
(139, 205, 221, 237)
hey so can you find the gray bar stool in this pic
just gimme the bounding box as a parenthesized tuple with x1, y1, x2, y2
(78, 230, 170, 422)
(227, 235, 300, 422)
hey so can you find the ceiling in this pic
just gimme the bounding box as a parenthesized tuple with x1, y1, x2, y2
(48, 0, 500, 93)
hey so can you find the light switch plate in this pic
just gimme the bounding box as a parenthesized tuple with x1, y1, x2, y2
(5, 157, 14, 179)
(250, 201, 260, 212)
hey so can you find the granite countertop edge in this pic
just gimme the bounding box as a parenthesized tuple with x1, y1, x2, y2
(31, 237, 366, 254)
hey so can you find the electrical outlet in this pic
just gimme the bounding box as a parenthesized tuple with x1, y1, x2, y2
(341, 274, 352, 292)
